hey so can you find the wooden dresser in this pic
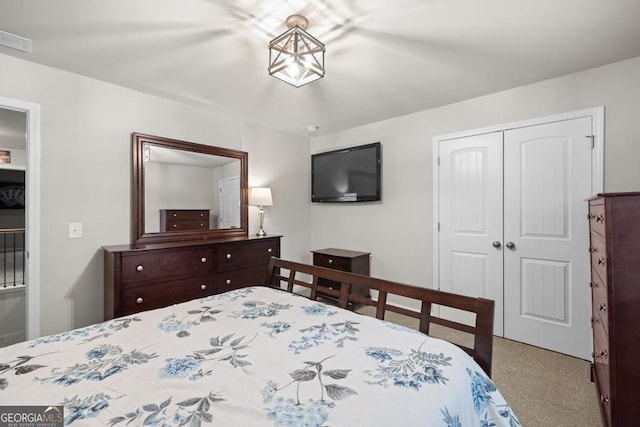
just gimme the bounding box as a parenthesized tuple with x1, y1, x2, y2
(160, 209, 210, 232)
(103, 235, 280, 319)
(587, 192, 640, 426)
(311, 248, 371, 300)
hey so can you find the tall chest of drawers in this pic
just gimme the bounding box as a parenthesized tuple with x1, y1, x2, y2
(587, 193, 640, 426)
(103, 236, 280, 319)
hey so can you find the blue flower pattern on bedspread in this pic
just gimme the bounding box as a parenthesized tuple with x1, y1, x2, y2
(28, 317, 141, 347)
(0, 286, 519, 426)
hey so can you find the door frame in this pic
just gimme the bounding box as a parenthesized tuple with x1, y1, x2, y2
(432, 107, 604, 318)
(0, 96, 41, 340)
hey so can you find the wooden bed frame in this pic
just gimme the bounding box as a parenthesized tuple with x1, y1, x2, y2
(265, 257, 495, 377)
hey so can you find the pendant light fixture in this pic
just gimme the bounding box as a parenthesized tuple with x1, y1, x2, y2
(268, 15, 325, 87)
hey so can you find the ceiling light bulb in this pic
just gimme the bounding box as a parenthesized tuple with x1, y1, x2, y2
(287, 63, 300, 78)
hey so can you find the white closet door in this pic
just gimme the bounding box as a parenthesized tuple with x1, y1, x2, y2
(438, 132, 505, 334)
(503, 117, 593, 359)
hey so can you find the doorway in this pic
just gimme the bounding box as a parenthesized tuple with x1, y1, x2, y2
(219, 176, 240, 229)
(0, 96, 41, 342)
(433, 108, 603, 359)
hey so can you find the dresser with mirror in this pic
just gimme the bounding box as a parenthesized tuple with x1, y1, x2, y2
(103, 133, 281, 319)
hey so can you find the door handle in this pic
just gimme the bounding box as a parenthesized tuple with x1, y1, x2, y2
(492, 241, 502, 249)
(505, 242, 516, 250)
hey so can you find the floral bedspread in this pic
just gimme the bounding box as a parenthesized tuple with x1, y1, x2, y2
(0, 286, 519, 426)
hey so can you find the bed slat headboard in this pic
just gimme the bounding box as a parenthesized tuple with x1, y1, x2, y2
(264, 257, 495, 377)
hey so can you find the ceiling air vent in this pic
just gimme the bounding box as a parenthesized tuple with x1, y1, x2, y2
(0, 29, 32, 53)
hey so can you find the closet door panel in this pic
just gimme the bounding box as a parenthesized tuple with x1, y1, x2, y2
(438, 132, 504, 334)
(503, 117, 593, 359)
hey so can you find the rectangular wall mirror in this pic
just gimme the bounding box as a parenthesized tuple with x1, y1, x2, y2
(132, 133, 248, 244)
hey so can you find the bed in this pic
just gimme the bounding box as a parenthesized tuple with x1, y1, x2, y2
(0, 257, 519, 426)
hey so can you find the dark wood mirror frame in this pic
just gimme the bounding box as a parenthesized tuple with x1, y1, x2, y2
(131, 132, 248, 244)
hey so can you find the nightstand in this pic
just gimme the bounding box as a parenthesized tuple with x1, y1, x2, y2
(311, 248, 370, 300)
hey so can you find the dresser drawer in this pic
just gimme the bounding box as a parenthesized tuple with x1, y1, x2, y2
(590, 273, 609, 335)
(165, 210, 209, 221)
(592, 319, 610, 369)
(313, 253, 351, 271)
(588, 202, 606, 238)
(590, 234, 608, 286)
(165, 218, 209, 231)
(121, 247, 213, 284)
(216, 239, 279, 271)
(216, 265, 267, 293)
(121, 275, 214, 315)
(593, 359, 612, 427)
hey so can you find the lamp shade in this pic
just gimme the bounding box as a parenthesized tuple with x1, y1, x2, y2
(250, 187, 273, 206)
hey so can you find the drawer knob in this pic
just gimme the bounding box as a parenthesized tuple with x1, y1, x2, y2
(590, 316, 600, 324)
(589, 281, 598, 288)
(200, 213, 204, 217)
(136, 297, 143, 304)
(599, 303, 607, 311)
(226, 253, 232, 259)
(267, 248, 272, 253)
(598, 258, 606, 266)
(200, 284, 207, 290)
(201, 257, 207, 263)
(328, 259, 333, 264)
(600, 350, 608, 357)
(200, 223, 205, 227)
(601, 395, 609, 404)
(588, 247, 598, 253)
(173, 224, 177, 228)
(226, 279, 231, 285)
(173, 213, 177, 217)
(596, 215, 605, 223)
(136, 265, 144, 272)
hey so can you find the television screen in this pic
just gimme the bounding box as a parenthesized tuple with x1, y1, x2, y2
(311, 142, 381, 202)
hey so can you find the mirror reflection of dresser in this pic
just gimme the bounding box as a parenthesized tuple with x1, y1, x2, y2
(160, 209, 210, 232)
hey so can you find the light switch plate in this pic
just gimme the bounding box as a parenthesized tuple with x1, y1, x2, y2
(68, 222, 83, 239)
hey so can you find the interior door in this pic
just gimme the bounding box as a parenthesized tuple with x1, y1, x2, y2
(219, 176, 240, 229)
(503, 117, 593, 359)
(438, 132, 505, 335)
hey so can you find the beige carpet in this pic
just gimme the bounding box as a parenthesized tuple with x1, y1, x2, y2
(355, 306, 602, 427)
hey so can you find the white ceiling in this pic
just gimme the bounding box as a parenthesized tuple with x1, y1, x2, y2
(1, 0, 640, 137)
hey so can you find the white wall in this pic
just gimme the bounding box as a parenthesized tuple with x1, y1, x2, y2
(0, 53, 309, 337)
(242, 122, 310, 263)
(310, 56, 640, 289)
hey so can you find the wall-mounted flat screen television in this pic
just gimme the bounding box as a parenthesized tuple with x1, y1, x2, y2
(311, 142, 381, 203)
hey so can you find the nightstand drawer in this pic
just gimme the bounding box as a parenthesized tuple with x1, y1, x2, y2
(313, 253, 351, 271)
(216, 239, 279, 271)
(121, 247, 213, 284)
(121, 275, 213, 315)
